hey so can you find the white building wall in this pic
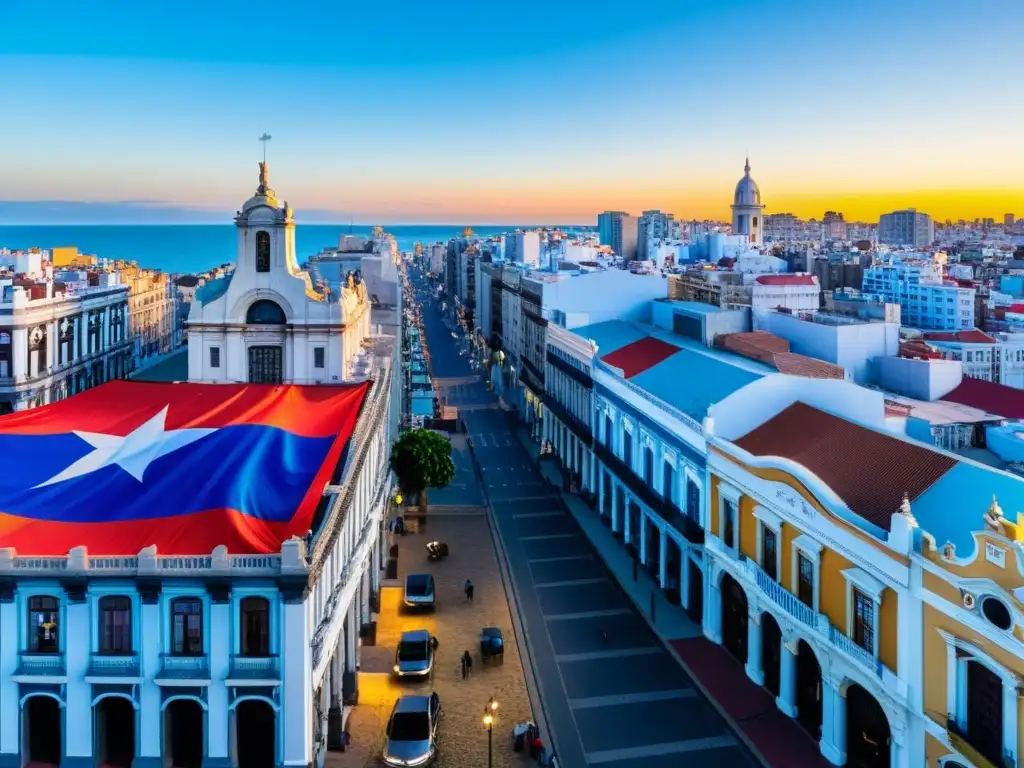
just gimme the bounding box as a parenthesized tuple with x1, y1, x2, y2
(542, 270, 665, 329)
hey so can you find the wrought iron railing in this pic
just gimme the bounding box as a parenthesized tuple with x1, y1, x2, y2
(88, 653, 141, 677)
(16, 652, 65, 676)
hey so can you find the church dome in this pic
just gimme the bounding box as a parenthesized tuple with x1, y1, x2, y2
(733, 158, 761, 207)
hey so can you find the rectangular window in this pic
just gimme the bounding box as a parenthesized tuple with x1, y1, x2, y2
(662, 462, 675, 503)
(797, 554, 814, 607)
(762, 526, 778, 580)
(171, 599, 204, 656)
(643, 447, 653, 484)
(852, 589, 875, 654)
(623, 432, 632, 469)
(209, 346, 220, 368)
(314, 347, 325, 369)
(28, 596, 60, 654)
(723, 500, 736, 549)
(99, 596, 133, 654)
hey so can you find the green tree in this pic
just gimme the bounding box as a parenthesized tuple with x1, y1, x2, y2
(389, 429, 456, 513)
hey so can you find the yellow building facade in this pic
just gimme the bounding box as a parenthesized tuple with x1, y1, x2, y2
(698, 376, 1024, 768)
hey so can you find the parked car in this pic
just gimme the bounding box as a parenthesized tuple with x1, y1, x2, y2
(404, 573, 435, 609)
(394, 629, 436, 678)
(382, 693, 441, 767)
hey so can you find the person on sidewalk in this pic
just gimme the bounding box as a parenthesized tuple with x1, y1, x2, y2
(464, 578, 475, 602)
(461, 650, 473, 679)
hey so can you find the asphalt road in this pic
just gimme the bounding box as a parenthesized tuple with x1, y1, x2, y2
(407, 267, 756, 768)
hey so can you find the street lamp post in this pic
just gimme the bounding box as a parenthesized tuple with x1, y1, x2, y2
(483, 697, 499, 768)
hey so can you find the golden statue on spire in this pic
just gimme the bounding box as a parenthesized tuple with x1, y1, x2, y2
(258, 162, 269, 191)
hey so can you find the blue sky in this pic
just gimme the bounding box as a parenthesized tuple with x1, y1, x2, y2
(2, 0, 1023, 224)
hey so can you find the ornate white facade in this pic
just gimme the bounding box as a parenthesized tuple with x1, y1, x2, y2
(187, 165, 371, 385)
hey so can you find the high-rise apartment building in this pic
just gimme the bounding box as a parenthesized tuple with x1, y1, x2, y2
(597, 211, 638, 260)
(878, 209, 934, 247)
(505, 230, 541, 267)
(637, 209, 675, 259)
(821, 211, 848, 241)
(862, 260, 974, 331)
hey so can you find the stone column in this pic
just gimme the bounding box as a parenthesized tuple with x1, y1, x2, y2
(777, 645, 798, 718)
(637, 512, 646, 562)
(1004, 679, 1019, 766)
(745, 611, 764, 686)
(63, 597, 92, 768)
(820, 680, 847, 766)
(702, 578, 722, 644)
(611, 483, 620, 534)
(281, 598, 313, 768)
(0, 598, 15, 765)
(658, 533, 668, 589)
(680, 551, 691, 611)
(137, 592, 163, 768)
(206, 592, 232, 767)
(597, 468, 605, 512)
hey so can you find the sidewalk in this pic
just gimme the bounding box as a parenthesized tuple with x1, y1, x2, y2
(515, 427, 830, 768)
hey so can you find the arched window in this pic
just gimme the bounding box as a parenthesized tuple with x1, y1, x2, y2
(28, 596, 59, 653)
(170, 597, 204, 657)
(246, 300, 286, 325)
(240, 597, 271, 657)
(99, 596, 133, 653)
(255, 231, 271, 273)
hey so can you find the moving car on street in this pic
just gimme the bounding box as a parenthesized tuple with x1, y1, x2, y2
(393, 629, 437, 678)
(404, 573, 436, 609)
(382, 693, 442, 767)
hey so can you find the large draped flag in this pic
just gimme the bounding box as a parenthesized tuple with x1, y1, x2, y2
(0, 380, 370, 556)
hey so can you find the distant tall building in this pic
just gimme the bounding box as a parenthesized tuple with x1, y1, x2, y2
(1005, 213, 1015, 227)
(597, 211, 638, 260)
(637, 209, 675, 259)
(821, 211, 848, 241)
(731, 158, 765, 246)
(505, 230, 541, 267)
(878, 208, 934, 247)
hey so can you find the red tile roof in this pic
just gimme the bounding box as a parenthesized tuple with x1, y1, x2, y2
(755, 275, 817, 286)
(734, 402, 956, 531)
(716, 333, 845, 380)
(600, 336, 680, 379)
(922, 330, 996, 344)
(942, 377, 1024, 420)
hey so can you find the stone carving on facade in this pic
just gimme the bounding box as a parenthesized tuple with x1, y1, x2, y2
(984, 495, 1005, 534)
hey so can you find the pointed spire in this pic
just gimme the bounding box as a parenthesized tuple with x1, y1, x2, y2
(744, 155, 751, 175)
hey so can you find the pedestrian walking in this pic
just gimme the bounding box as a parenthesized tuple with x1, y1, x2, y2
(461, 650, 473, 679)
(464, 578, 475, 602)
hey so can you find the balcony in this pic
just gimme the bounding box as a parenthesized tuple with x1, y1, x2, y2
(228, 655, 281, 683)
(87, 653, 141, 678)
(593, 439, 703, 544)
(155, 654, 211, 684)
(15, 652, 66, 678)
(741, 558, 906, 698)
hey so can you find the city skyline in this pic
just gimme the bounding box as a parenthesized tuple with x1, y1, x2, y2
(3, 0, 1023, 225)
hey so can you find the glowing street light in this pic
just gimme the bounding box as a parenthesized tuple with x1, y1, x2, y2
(483, 698, 498, 768)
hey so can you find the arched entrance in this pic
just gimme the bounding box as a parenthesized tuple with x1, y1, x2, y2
(644, 517, 661, 578)
(761, 613, 783, 698)
(234, 700, 276, 768)
(846, 684, 891, 768)
(795, 640, 822, 737)
(720, 574, 748, 664)
(164, 699, 204, 768)
(23, 695, 61, 765)
(96, 696, 136, 767)
(686, 560, 703, 623)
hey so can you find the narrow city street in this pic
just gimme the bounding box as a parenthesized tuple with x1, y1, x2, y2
(407, 268, 757, 768)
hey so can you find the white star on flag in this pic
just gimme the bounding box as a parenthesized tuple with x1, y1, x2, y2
(34, 406, 217, 489)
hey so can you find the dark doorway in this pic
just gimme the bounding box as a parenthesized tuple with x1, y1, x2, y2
(762, 614, 783, 698)
(248, 346, 283, 384)
(966, 661, 1003, 766)
(847, 684, 891, 768)
(644, 518, 661, 578)
(165, 699, 204, 768)
(627, 502, 641, 550)
(720, 574, 749, 664)
(665, 538, 682, 605)
(236, 700, 276, 768)
(795, 640, 823, 738)
(96, 697, 136, 768)
(24, 696, 61, 765)
(687, 560, 703, 623)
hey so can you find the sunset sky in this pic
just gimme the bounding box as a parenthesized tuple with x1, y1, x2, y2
(2, 0, 1023, 225)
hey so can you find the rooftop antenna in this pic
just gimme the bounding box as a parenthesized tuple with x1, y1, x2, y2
(258, 133, 272, 164)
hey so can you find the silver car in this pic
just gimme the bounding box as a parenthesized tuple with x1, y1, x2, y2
(382, 693, 441, 767)
(393, 629, 436, 678)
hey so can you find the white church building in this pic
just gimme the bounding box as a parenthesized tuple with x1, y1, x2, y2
(0, 164, 402, 768)
(186, 163, 372, 385)
(731, 158, 765, 247)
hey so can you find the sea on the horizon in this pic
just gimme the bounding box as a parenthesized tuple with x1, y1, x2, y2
(0, 224, 586, 275)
